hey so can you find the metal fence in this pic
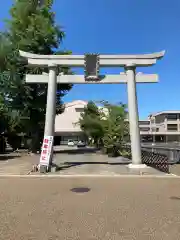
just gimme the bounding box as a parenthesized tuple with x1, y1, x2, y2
(124, 145, 171, 173)
(141, 149, 169, 173)
(141, 145, 180, 164)
(141, 145, 180, 173)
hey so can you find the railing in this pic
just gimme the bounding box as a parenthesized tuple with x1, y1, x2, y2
(123, 145, 170, 173)
(141, 145, 180, 164)
(141, 149, 169, 173)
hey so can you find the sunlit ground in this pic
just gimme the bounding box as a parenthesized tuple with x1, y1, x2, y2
(0, 177, 180, 240)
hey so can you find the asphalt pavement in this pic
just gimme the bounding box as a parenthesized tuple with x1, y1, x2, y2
(0, 177, 180, 240)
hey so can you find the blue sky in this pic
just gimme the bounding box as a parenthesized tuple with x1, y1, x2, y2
(0, 0, 180, 119)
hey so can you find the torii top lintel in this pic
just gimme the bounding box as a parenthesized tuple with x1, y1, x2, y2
(19, 50, 165, 67)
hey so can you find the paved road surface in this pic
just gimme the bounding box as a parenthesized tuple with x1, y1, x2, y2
(0, 177, 180, 239)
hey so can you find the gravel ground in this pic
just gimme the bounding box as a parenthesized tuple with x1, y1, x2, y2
(0, 152, 39, 174)
(1, 148, 180, 176)
(0, 177, 180, 239)
(0, 150, 165, 175)
(53, 152, 165, 175)
(170, 164, 180, 175)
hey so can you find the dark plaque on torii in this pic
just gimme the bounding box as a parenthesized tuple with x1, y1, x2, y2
(84, 54, 100, 81)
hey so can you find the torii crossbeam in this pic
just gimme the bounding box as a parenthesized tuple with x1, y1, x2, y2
(19, 50, 165, 173)
(26, 73, 158, 84)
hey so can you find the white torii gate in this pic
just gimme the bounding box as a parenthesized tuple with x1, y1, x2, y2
(19, 50, 165, 172)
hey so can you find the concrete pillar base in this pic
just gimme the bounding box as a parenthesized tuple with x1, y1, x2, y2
(50, 166, 58, 173)
(128, 163, 148, 169)
(40, 165, 48, 173)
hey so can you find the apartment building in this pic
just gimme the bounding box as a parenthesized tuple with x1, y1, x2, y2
(54, 100, 180, 144)
(140, 111, 180, 142)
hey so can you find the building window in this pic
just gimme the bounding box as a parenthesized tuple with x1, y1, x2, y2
(139, 121, 150, 125)
(61, 135, 79, 145)
(140, 127, 150, 132)
(167, 124, 178, 131)
(167, 114, 178, 120)
(75, 108, 84, 113)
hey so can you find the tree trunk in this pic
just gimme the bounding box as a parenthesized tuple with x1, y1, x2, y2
(0, 136, 6, 153)
(29, 130, 43, 153)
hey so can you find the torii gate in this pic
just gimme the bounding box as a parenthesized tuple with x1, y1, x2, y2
(19, 50, 165, 172)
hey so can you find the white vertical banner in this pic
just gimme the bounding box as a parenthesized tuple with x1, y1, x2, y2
(40, 136, 54, 167)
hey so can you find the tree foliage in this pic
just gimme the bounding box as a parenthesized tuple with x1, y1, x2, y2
(100, 101, 129, 154)
(78, 101, 104, 146)
(79, 100, 129, 153)
(0, 0, 72, 151)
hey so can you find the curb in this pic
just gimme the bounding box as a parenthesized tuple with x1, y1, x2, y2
(0, 173, 178, 178)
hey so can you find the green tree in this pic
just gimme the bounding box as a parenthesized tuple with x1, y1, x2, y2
(0, 94, 8, 153)
(0, 0, 72, 152)
(101, 101, 129, 156)
(78, 100, 129, 155)
(78, 101, 104, 147)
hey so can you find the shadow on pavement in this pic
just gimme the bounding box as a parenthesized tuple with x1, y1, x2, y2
(54, 161, 130, 171)
(170, 196, 180, 200)
(0, 155, 21, 161)
(54, 147, 99, 155)
(56, 162, 108, 171)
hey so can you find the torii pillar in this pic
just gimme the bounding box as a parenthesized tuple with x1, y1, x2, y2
(126, 64, 142, 167)
(44, 64, 57, 138)
(19, 50, 165, 172)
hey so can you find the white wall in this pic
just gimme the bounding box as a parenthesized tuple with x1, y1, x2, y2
(55, 100, 87, 133)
